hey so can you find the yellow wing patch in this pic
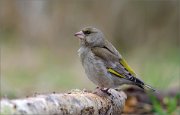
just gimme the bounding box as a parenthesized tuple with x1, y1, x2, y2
(107, 68, 125, 78)
(120, 58, 136, 76)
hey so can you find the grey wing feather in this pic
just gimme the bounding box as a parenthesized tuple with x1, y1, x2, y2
(91, 45, 156, 91)
(104, 40, 122, 58)
(91, 47, 120, 63)
(91, 44, 130, 77)
(91, 45, 145, 86)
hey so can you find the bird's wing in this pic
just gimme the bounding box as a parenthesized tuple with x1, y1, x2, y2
(91, 46, 145, 86)
(104, 40, 136, 76)
(104, 40, 121, 58)
(91, 46, 156, 91)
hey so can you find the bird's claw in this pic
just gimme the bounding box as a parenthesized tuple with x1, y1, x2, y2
(100, 88, 111, 96)
(93, 87, 112, 96)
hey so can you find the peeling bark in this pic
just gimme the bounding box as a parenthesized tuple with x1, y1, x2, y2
(0, 89, 126, 115)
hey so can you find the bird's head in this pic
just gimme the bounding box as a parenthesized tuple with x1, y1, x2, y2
(74, 27, 105, 47)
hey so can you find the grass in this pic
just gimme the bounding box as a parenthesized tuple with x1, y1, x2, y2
(128, 45, 180, 90)
(1, 39, 179, 115)
(1, 42, 179, 98)
(150, 93, 180, 115)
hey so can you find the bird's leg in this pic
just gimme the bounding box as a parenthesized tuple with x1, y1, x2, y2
(93, 87, 107, 93)
(93, 87, 112, 96)
(100, 88, 111, 96)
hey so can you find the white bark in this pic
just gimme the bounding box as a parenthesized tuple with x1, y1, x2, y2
(0, 89, 126, 115)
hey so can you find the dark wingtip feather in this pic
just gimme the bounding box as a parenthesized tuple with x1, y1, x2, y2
(144, 84, 156, 92)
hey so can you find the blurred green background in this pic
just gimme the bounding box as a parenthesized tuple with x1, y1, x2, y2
(0, 0, 179, 98)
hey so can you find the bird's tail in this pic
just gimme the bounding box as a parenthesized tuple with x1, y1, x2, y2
(143, 84, 156, 92)
(136, 83, 156, 92)
(134, 77, 156, 92)
(126, 75, 156, 92)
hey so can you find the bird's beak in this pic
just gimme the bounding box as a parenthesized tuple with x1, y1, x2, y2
(74, 31, 85, 39)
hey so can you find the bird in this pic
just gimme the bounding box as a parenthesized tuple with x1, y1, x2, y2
(74, 26, 155, 92)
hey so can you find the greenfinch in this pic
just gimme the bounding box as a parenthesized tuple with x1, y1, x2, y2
(75, 27, 155, 91)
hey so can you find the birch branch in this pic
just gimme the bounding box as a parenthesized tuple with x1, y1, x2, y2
(0, 89, 126, 115)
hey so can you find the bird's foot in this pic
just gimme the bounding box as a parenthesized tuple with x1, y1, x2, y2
(100, 88, 111, 96)
(93, 87, 111, 96)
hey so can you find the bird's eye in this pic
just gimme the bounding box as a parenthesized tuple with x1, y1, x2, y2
(83, 30, 91, 35)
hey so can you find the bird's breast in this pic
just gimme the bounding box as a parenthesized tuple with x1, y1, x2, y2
(78, 47, 114, 88)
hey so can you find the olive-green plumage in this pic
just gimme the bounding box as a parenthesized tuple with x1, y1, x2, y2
(75, 26, 155, 91)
